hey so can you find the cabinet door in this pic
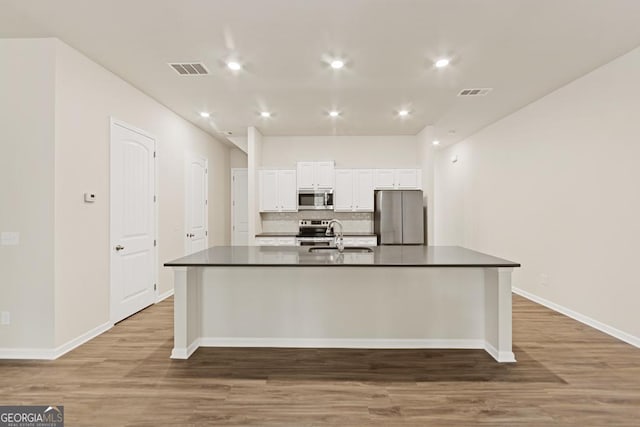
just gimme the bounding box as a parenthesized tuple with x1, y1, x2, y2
(255, 237, 277, 246)
(278, 170, 298, 212)
(276, 237, 296, 246)
(374, 169, 396, 189)
(296, 162, 315, 190)
(353, 169, 374, 211)
(356, 237, 378, 246)
(334, 169, 354, 211)
(259, 170, 279, 212)
(314, 161, 335, 189)
(343, 237, 356, 246)
(396, 169, 421, 189)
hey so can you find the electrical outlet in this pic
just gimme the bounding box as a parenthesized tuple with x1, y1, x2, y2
(0, 311, 9, 325)
(1, 232, 20, 246)
(539, 273, 549, 287)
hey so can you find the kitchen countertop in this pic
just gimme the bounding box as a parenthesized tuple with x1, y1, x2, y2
(165, 245, 520, 268)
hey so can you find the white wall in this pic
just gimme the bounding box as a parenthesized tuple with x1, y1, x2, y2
(435, 46, 640, 343)
(417, 126, 435, 244)
(0, 39, 56, 350)
(53, 40, 231, 346)
(261, 135, 419, 168)
(230, 147, 248, 169)
(0, 38, 232, 353)
(247, 127, 263, 243)
(228, 136, 248, 154)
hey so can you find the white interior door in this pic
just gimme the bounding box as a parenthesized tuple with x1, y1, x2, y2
(231, 168, 248, 245)
(186, 154, 208, 254)
(110, 120, 156, 324)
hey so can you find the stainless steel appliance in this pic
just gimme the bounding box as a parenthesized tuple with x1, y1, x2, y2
(295, 219, 335, 246)
(298, 190, 334, 210)
(374, 190, 424, 245)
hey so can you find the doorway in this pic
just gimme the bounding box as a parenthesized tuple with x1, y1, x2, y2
(109, 119, 157, 323)
(185, 154, 208, 254)
(231, 168, 248, 245)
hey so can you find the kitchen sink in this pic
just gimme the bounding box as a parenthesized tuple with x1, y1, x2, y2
(308, 246, 374, 253)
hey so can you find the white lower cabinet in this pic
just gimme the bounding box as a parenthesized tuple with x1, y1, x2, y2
(255, 237, 297, 246)
(334, 169, 374, 212)
(343, 236, 377, 247)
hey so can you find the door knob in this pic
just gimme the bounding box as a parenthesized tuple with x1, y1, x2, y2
(115, 245, 125, 251)
(187, 233, 195, 238)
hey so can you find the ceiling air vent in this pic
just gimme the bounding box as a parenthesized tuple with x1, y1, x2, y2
(168, 62, 209, 76)
(457, 88, 493, 97)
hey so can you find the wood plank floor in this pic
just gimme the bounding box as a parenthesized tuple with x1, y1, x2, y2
(1, 295, 638, 426)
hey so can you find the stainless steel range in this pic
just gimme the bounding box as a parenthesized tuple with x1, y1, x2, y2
(295, 219, 334, 246)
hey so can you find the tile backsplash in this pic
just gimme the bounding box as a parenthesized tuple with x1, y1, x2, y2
(262, 211, 373, 233)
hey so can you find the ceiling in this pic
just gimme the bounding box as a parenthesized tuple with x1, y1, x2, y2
(2, 0, 640, 147)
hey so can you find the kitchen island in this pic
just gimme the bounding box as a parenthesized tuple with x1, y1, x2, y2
(164, 246, 520, 362)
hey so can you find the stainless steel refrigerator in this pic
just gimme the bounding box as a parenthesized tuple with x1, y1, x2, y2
(374, 190, 424, 245)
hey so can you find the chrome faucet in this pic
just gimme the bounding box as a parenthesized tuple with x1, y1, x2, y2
(326, 219, 345, 252)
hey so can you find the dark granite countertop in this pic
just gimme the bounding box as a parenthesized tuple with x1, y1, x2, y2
(255, 232, 376, 237)
(165, 246, 520, 268)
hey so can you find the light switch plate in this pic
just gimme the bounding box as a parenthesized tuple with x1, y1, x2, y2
(0, 312, 9, 325)
(1, 232, 20, 246)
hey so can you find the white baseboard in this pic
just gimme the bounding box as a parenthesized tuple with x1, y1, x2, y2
(171, 339, 200, 359)
(0, 321, 113, 360)
(513, 287, 640, 348)
(156, 288, 174, 303)
(0, 347, 58, 360)
(197, 337, 486, 349)
(174, 338, 516, 362)
(53, 321, 113, 358)
(484, 341, 516, 363)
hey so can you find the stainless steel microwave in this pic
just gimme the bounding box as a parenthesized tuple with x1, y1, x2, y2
(298, 190, 334, 210)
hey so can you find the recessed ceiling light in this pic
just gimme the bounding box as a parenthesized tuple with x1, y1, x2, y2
(435, 58, 450, 68)
(329, 111, 340, 117)
(200, 112, 210, 118)
(260, 111, 271, 118)
(227, 61, 241, 71)
(330, 59, 344, 69)
(432, 140, 440, 146)
(398, 110, 410, 117)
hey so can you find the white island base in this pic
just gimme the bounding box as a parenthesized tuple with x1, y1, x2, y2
(170, 266, 516, 363)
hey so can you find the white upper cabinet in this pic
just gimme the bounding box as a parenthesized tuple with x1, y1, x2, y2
(314, 161, 335, 189)
(334, 169, 374, 212)
(353, 169, 374, 211)
(297, 162, 315, 190)
(373, 169, 396, 189)
(278, 170, 298, 210)
(259, 169, 297, 212)
(297, 161, 335, 190)
(259, 170, 278, 211)
(396, 169, 422, 189)
(334, 169, 354, 211)
(374, 168, 422, 190)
